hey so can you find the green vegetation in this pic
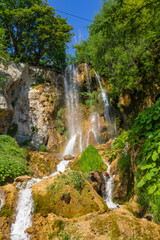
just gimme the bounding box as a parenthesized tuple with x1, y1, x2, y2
(106, 99, 160, 222)
(38, 145, 48, 152)
(0, 135, 31, 185)
(106, 131, 129, 160)
(80, 91, 98, 109)
(75, 0, 160, 102)
(0, 0, 73, 69)
(33, 170, 106, 218)
(55, 108, 65, 135)
(0, 204, 13, 218)
(70, 171, 85, 192)
(73, 145, 107, 173)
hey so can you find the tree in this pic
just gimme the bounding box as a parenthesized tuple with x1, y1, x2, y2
(75, 0, 160, 99)
(0, 0, 73, 69)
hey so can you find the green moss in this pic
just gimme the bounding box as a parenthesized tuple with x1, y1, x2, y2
(73, 145, 107, 174)
(0, 204, 13, 217)
(7, 123, 18, 137)
(33, 170, 106, 218)
(91, 215, 120, 238)
(38, 145, 48, 152)
(0, 135, 31, 185)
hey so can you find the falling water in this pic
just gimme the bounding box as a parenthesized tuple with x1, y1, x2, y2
(0, 189, 4, 211)
(86, 112, 101, 147)
(63, 64, 83, 155)
(10, 159, 71, 240)
(10, 179, 40, 240)
(103, 161, 119, 209)
(95, 72, 117, 137)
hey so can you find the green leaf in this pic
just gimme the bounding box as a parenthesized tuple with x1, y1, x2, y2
(148, 184, 157, 195)
(137, 176, 147, 188)
(152, 151, 158, 161)
(153, 115, 159, 121)
(140, 163, 156, 170)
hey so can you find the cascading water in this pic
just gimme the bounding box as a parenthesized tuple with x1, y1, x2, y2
(86, 112, 101, 147)
(103, 160, 119, 209)
(63, 64, 83, 156)
(0, 189, 4, 211)
(95, 72, 117, 137)
(10, 179, 39, 240)
(10, 159, 71, 240)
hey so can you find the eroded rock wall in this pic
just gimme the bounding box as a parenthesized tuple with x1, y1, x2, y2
(0, 63, 65, 150)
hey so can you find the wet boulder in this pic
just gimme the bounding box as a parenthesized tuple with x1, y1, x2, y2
(14, 175, 31, 182)
(89, 171, 106, 196)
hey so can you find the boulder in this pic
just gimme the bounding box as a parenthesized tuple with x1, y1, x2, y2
(63, 155, 74, 160)
(14, 175, 31, 182)
(89, 171, 106, 196)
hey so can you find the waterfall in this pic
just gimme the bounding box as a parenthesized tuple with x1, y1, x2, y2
(63, 64, 83, 156)
(63, 64, 117, 155)
(103, 160, 119, 209)
(86, 112, 101, 147)
(0, 189, 4, 211)
(10, 179, 40, 240)
(10, 159, 71, 239)
(95, 72, 117, 137)
(9, 63, 118, 239)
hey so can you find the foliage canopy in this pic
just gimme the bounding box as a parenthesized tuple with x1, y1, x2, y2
(0, 0, 73, 69)
(75, 0, 160, 99)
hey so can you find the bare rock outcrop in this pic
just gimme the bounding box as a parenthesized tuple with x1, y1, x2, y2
(0, 63, 66, 150)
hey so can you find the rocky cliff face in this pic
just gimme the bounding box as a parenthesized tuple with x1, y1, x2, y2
(0, 63, 65, 150)
(0, 63, 114, 151)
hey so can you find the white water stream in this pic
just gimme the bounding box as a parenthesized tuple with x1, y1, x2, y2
(10, 159, 71, 240)
(103, 160, 119, 209)
(0, 189, 4, 211)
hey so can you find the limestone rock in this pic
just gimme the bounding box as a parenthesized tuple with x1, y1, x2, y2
(14, 175, 31, 182)
(32, 170, 108, 218)
(63, 155, 74, 160)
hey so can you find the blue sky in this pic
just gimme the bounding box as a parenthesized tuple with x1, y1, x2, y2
(47, 0, 103, 55)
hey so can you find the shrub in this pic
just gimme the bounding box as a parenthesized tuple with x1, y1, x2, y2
(38, 145, 48, 152)
(74, 145, 107, 173)
(71, 171, 85, 192)
(0, 135, 31, 185)
(106, 131, 129, 161)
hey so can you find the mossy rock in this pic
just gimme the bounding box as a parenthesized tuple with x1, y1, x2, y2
(32, 170, 108, 218)
(70, 145, 107, 174)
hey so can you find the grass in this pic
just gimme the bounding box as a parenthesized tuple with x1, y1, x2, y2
(33, 170, 106, 218)
(0, 204, 13, 217)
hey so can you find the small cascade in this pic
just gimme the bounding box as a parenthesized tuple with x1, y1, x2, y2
(10, 179, 40, 240)
(103, 161, 119, 209)
(10, 159, 71, 240)
(86, 112, 101, 147)
(95, 72, 117, 137)
(0, 189, 4, 211)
